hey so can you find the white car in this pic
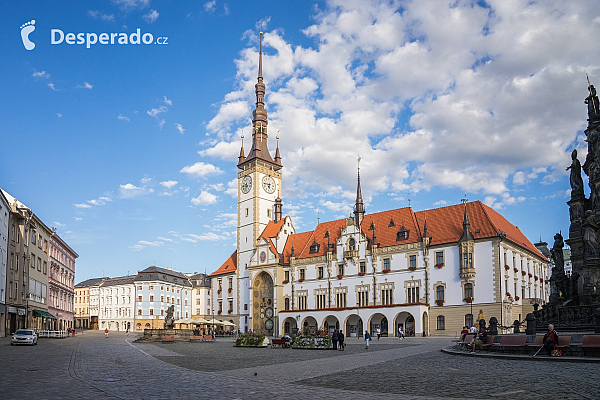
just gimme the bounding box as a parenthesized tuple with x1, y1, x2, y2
(11, 329, 38, 346)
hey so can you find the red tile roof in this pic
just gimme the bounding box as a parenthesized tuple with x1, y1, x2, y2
(259, 218, 286, 239)
(210, 250, 237, 276)
(281, 201, 544, 262)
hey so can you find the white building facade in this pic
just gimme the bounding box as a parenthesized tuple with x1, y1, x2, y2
(99, 276, 135, 332)
(0, 190, 9, 337)
(133, 266, 192, 331)
(209, 45, 549, 337)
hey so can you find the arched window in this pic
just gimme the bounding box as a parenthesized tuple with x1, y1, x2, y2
(465, 314, 473, 328)
(348, 238, 356, 251)
(436, 285, 445, 301)
(436, 316, 445, 330)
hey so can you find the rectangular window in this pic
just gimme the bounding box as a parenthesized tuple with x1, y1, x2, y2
(150, 295, 154, 302)
(37, 257, 41, 271)
(138, 295, 142, 302)
(383, 259, 390, 271)
(245, 208, 249, 217)
(32, 231, 36, 245)
(267, 209, 271, 218)
(436, 285, 445, 301)
(149, 285, 154, 290)
(138, 309, 142, 316)
(409, 255, 416, 269)
(43, 261, 47, 274)
(437, 316, 445, 330)
(285, 271, 290, 281)
(435, 251, 444, 265)
(360, 261, 366, 274)
(299, 269, 305, 280)
(465, 314, 473, 328)
(228, 300, 233, 313)
(338, 264, 344, 276)
(161, 296, 164, 302)
(149, 308, 154, 316)
(318, 266, 324, 279)
(284, 297, 290, 310)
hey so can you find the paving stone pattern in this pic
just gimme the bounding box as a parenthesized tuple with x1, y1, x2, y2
(0, 331, 596, 399)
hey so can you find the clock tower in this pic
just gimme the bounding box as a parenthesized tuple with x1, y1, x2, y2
(236, 31, 282, 328)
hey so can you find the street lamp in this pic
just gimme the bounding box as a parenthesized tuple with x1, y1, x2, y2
(470, 296, 474, 328)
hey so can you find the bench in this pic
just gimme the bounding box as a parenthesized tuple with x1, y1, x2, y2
(271, 338, 289, 348)
(456, 333, 476, 349)
(203, 335, 215, 342)
(526, 335, 544, 354)
(162, 335, 175, 343)
(557, 335, 572, 356)
(474, 335, 495, 351)
(493, 335, 527, 353)
(189, 335, 203, 342)
(581, 334, 600, 356)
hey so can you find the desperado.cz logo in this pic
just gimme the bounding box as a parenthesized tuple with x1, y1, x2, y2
(20, 20, 168, 50)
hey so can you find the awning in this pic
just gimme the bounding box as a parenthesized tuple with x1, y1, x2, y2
(33, 309, 57, 319)
(190, 317, 212, 325)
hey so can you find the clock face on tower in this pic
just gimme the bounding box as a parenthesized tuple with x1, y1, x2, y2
(241, 175, 252, 194)
(262, 176, 276, 194)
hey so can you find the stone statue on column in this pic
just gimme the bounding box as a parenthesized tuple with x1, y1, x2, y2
(567, 149, 585, 200)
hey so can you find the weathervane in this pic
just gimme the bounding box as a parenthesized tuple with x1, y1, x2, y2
(357, 154, 361, 171)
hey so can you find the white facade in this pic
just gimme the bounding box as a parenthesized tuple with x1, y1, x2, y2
(99, 276, 135, 332)
(0, 191, 9, 337)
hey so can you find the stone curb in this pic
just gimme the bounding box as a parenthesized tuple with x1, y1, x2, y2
(441, 347, 600, 363)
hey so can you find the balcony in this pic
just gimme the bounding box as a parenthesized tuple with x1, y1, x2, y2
(344, 250, 358, 259)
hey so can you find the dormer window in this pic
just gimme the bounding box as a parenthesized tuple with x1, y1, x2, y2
(309, 239, 320, 254)
(396, 225, 409, 241)
(388, 218, 395, 227)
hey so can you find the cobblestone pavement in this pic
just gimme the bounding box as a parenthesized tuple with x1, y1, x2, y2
(0, 331, 598, 399)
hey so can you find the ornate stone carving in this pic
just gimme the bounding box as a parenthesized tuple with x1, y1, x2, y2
(567, 149, 585, 200)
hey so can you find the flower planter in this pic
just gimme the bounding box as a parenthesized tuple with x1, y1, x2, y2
(228, 310, 233, 314)
(435, 300, 445, 306)
(534, 276, 539, 281)
(282, 279, 289, 284)
(521, 271, 527, 276)
(464, 298, 472, 303)
(515, 296, 520, 301)
(228, 288, 232, 293)
(217, 289, 222, 294)
(337, 274, 343, 280)
(382, 269, 391, 273)
(513, 267, 518, 273)
(528, 273, 533, 278)
(408, 267, 416, 271)
(218, 310, 222, 315)
(434, 263, 444, 269)
(358, 272, 366, 276)
(298, 279, 304, 283)
(504, 264, 510, 271)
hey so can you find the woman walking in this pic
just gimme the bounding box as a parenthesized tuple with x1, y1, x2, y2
(365, 330, 371, 349)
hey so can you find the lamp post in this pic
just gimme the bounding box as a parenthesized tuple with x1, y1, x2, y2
(497, 231, 506, 334)
(470, 296, 474, 328)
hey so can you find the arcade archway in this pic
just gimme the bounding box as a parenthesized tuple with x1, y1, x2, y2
(253, 272, 274, 335)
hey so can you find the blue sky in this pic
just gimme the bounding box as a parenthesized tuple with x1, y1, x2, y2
(1, 0, 598, 282)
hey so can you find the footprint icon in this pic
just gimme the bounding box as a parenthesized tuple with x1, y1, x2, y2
(20, 20, 36, 50)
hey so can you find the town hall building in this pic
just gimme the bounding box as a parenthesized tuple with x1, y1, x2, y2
(209, 32, 549, 337)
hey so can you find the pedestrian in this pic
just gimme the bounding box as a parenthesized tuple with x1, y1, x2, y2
(365, 331, 371, 349)
(332, 330, 338, 350)
(104, 328, 108, 338)
(543, 323, 559, 356)
(126, 327, 130, 336)
(469, 325, 477, 333)
(398, 326, 404, 340)
(338, 330, 345, 351)
(376, 327, 381, 340)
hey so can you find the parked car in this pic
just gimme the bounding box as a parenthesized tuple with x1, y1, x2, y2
(11, 329, 38, 346)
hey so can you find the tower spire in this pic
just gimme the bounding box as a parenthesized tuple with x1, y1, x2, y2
(237, 30, 282, 170)
(354, 155, 365, 227)
(459, 197, 474, 242)
(238, 134, 245, 164)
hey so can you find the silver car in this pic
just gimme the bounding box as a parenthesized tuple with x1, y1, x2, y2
(11, 329, 38, 346)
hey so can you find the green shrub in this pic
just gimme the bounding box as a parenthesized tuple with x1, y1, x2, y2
(292, 335, 331, 349)
(234, 333, 267, 347)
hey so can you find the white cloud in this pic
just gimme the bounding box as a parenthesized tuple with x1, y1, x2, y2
(48, 83, 58, 91)
(160, 180, 178, 188)
(204, 1, 216, 13)
(180, 161, 223, 178)
(163, 96, 172, 105)
(224, 179, 237, 197)
(32, 70, 50, 78)
(88, 10, 115, 22)
(57, 113, 62, 118)
(143, 9, 159, 23)
(112, 0, 150, 10)
(120, 183, 144, 198)
(138, 240, 163, 247)
(175, 123, 185, 134)
(73, 203, 92, 209)
(77, 82, 93, 89)
(159, 119, 166, 129)
(191, 190, 218, 205)
(147, 105, 168, 117)
(118, 114, 130, 121)
(53, 221, 65, 227)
